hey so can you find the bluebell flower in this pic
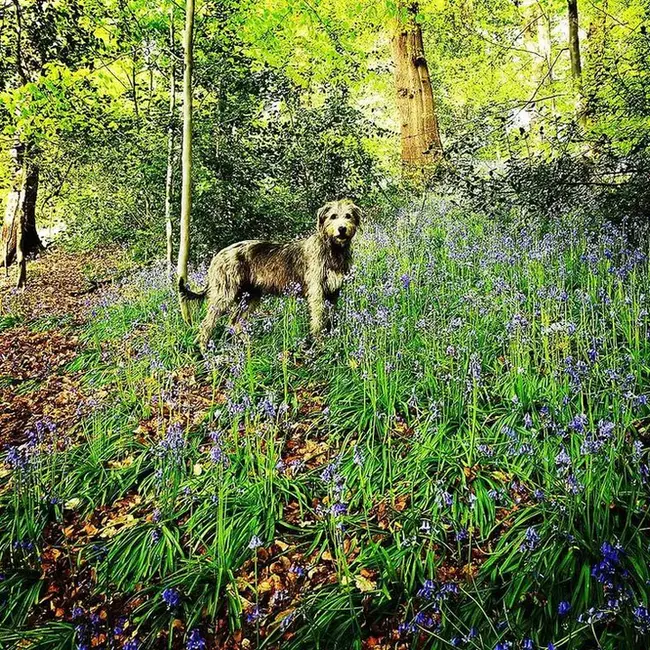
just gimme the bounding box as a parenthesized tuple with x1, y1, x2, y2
(455, 527, 468, 542)
(633, 605, 650, 634)
(558, 601, 571, 616)
(290, 563, 305, 577)
(520, 526, 541, 552)
(417, 579, 437, 600)
(186, 629, 206, 650)
(258, 395, 276, 419)
(246, 605, 262, 623)
(555, 447, 571, 468)
(398, 620, 417, 636)
(248, 535, 263, 550)
(413, 610, 435, 628)
(161, 587, 181, 609)
(280, 610, 297, 631)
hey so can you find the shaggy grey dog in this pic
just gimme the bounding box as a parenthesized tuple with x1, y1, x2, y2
(179, 199, 362, 351)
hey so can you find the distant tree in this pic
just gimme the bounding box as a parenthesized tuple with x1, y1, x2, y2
(392, 1, 443, 178)
(3, 140, 40, 288)
(567, 0, 582, 82)
(1, 0, 44, 287)
(177, 0, 194, 320)
(0, 0, 96, 287)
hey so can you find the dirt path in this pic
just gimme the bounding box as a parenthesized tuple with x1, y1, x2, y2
(0, 247, 132, 449)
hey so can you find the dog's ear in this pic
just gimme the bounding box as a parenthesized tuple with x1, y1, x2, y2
(317, 203, 331, 227)
(349, 202, 363, 227)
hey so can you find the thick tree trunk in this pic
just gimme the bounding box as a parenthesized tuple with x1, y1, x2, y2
(177, 0, 194, 321)
(392, 2, 442, 178)
(567, 0, 582, 81)
(165, 11, 176, 277)
(2, 140, 42, 288)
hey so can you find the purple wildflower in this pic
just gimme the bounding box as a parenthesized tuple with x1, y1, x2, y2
(161, 587, 181, 609)
(186, 629, 206, 650)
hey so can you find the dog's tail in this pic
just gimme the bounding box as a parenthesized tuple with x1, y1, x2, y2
(178, 277, 208, 303)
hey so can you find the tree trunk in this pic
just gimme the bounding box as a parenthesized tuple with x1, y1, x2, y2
(165, 11, 177, 277)
(2, 140, 42, 288)
(392, 2, 442, 179)
(567, 0, 582, 81)
(585, 0, 609, 119)
(177, 0, 194, 321)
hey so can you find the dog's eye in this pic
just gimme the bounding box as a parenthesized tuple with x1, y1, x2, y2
(329, 214, 337, 220)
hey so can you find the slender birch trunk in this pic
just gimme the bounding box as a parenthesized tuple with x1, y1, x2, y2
(165, 11, 176, 276)
(177, 0, 195, 321)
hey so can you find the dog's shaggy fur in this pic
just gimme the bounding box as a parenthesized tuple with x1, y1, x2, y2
(179, 199, 362, 351)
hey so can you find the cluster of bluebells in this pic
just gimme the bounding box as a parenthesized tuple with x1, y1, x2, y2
(564, 356, 590, 393)
(157, 423, 186, 464)
(209, 429, 230, 469)
(580, 419, 615, 456)
(503, 425, 534, 457)
(320, 457, 348, 519)
(5, 418, 59, 477)
(72, 606, 121, 650)
(590, 541, 631, 606)
(399, 580, 460, 637)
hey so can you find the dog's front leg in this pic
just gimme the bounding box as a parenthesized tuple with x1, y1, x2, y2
(307, 286, 327, 339)
(323, 290, 340, 333)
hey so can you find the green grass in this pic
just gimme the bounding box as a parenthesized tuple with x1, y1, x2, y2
(1, 200, 650, 649)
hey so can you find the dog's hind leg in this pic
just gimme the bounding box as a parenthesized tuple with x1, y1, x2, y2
(197, 260, 242, 352)
(229, 294, 260, 338)
(198, 301, 230, 353)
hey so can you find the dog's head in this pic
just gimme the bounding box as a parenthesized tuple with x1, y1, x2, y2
(317, 199, 362, 247)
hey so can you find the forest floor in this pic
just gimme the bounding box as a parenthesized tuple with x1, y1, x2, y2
(0, 247, 130, 449)
(0, 247, 394, 649)
(2, 204, 650, 650)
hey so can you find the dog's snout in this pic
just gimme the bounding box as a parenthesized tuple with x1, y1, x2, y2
(338, 225, 347, 236)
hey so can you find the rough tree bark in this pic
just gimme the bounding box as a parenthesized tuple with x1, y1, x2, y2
(2, 140, 42, 288)
(165, 10, 176, 276)
(392, 1, 442, 179)
(567, 0, 582, 82)
(177, 0, 194, 321)
(585, 0, 609, 120)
